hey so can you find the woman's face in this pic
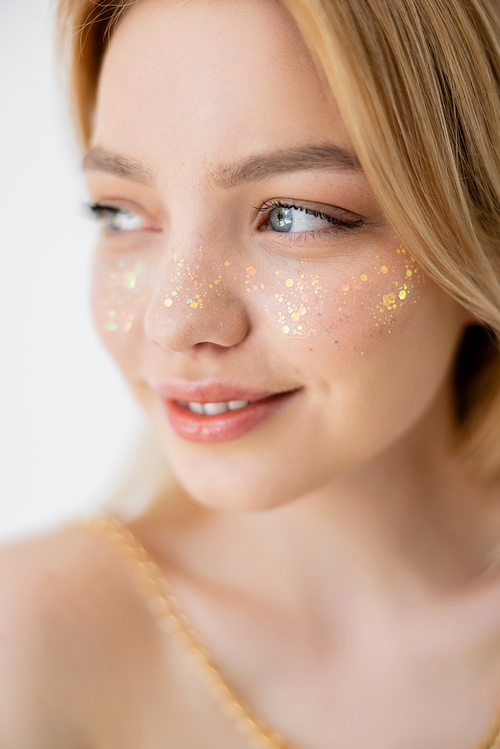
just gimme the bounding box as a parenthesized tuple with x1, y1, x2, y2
(86, 0, 469, 510)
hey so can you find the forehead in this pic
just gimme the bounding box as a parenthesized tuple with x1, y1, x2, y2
(93, 0, 355, 176)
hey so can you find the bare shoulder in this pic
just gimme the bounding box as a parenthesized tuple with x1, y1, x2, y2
(0, 523, 154, 748)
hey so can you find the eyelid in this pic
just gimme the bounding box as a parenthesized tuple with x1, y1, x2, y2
(256, 198, 365, 222)
(87, 200, 161, 232)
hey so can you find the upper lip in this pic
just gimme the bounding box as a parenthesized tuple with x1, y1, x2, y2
(153, 380, 296, 404)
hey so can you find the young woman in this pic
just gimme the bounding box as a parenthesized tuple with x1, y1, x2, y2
(2, 0, 500, 746)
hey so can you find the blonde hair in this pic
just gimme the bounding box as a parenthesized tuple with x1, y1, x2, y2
(57, 0, 500, 478)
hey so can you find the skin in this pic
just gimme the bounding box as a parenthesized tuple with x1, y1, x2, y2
(2, 1, 500, 748)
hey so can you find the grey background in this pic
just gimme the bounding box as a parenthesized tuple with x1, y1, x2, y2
(0, 0, 142, 542)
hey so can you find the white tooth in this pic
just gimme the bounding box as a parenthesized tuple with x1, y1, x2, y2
(228, 400, 249, 411)
(204, 402, 229, 415)
(188, 402, 205, 414)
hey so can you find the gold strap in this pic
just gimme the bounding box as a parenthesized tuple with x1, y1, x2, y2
(86, 515, 299, 749)
(85, 515, 500, 749)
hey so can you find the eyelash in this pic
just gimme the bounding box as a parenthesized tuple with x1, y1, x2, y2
(257, 200, 363, 241)
(88, 201, 364, 240)
(88, 204, 137, 228)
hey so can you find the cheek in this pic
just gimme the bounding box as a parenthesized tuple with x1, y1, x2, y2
(252, 245, 422, 348)
(91, 252, 152, 364)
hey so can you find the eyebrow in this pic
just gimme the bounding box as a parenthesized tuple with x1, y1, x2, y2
(83, 148, 155, 185)
(211, 143, 363, 189)
(83, 142, 363, 188)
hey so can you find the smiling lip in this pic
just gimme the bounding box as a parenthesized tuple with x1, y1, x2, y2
(156, 381, 300, 443)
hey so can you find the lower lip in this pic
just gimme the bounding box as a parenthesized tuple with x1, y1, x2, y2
(164, 391, 299, 443)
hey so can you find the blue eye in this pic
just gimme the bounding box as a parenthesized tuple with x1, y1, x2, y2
(269, 206, 295, 232)
(89, 204, 145, 232)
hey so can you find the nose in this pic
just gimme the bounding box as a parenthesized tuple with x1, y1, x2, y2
(144, 249, 251, 352)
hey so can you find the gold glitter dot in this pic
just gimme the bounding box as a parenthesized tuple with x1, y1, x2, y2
(342, 284, 350, 292)
(298, 307, 306, 315)
(224, 261, 230, 266)
(380, 266, 388, 274)
(360, 274, 368, 282)
(190, 301, 198, 308)
(164, 299, 173, 308)
(279, 297, 284, 302)
(123, 321, 132, 332)
(246, 266, 257, 276)
(291, 313, 301, 322)
(406, 269, 412, 277)
(399, 289, 407, 300)
(285, 279, 294, 287)
(282, 326, 290, 334)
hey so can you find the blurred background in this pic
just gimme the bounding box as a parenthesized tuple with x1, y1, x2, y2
(0, 0, 144, 543)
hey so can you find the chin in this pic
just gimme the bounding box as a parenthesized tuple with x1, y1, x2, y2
(163, 440, 339, 513)
(169, 457, 289, 512)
